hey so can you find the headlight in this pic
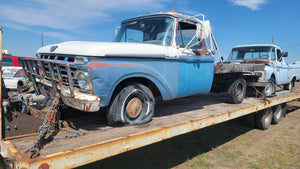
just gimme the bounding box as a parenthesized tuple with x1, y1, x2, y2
(254, 71, 265, 81)
(77, 72, 87, 88)
(254, 72, 263, 78)
(75, 70, 92, 91)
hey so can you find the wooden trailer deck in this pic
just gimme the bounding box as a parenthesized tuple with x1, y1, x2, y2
(2, 86, 300, 168)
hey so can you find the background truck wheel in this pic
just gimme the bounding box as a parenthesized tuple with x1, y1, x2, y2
(227, 77, 246, 104)
(263, 77, 276, 97)
(256, 108, 273, 130)
(107, 83, 155, 125)
(272, 104, 283, 124)
(283, 81, 293, 92)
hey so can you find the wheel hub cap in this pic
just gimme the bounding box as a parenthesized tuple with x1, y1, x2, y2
(126, 98, 142, 118)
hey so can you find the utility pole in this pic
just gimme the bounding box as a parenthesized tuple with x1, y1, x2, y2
(41, 32, 44, 47)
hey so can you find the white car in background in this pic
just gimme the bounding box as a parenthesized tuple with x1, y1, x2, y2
(2, 66, 24, 89)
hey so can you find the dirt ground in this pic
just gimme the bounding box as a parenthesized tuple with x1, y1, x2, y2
(77, 85, 300, 169)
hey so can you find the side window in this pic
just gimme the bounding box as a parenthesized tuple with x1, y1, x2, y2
(14, 69, 24, 77)
(276, 49, 282, 62)
(270, 48, 275, 60)
(176, 22, 199, 48)
(2, 58, 13, 66)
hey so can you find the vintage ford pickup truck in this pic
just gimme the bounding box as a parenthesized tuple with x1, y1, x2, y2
(21, 12, 218, 125)
(212, 44, 300, 103)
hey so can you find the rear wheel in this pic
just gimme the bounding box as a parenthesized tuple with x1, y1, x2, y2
(283, 81, 293, 92)
(228, 77, 246, 104)
(107, 83, 155, 125)
(256, 108, 273, 130)
(272, 104, 283, 124)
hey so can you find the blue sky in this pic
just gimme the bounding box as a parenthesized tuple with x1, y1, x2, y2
(0, 0, 300, 63)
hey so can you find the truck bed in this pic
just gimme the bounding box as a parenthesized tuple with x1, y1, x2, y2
(4, 84, 300, 168)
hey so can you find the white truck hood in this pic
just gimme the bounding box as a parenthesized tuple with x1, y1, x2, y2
(37, 41, 179, 58)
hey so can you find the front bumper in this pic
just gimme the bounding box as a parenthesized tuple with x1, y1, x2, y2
(247, 82, 267, 87)
(61, 92, 101, 112)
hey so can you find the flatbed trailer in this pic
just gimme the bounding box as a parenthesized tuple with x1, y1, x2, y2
(1, 86, 300, 168)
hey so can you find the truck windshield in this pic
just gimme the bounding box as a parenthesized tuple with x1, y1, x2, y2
(228, 46, 275, 61)
(114, 17, 174, 46)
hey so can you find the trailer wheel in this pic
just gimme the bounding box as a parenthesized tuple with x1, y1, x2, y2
(272, 104, 283, 124)
(228, 77, 246, 104)
(263, 77, 276, 97)
(256, 108, 273, 130)
(107, 83, 155, 125)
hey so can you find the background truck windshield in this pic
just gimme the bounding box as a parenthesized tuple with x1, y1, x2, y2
(228, 46, 275, 61)
(114, 17, 174, 45)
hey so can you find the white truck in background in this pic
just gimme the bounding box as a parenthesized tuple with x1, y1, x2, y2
(212, 44, 300, 103)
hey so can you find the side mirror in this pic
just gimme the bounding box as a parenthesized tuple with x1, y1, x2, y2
(196, 20, 211, 39)
(114, 26, 120, 38)
(281, 52, 288, 57)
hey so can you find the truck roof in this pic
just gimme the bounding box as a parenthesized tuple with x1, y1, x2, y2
(122, 11, 202, 24)
(233, 44, 281, 50)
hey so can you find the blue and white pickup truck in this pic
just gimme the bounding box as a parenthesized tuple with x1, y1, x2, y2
(21, 12, 218, 125)
(213, 44, 300, 103)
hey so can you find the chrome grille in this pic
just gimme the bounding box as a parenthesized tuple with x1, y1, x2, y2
(40, 62, 80, 88)
(21, 58, 86, 97)
(39, 54, 75, 62)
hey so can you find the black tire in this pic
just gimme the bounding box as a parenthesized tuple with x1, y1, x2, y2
(283, 81, 293, 92)
(0, 154, 8, 169)
(256, 108, 273, 130)
(107, 83, 155, 125)
(228, 77, 246, 104)
(17, 80, 30, 93)
(282, 103, 287, 117)
(263, 77, 276, 97)
(272, 104, 283, 124)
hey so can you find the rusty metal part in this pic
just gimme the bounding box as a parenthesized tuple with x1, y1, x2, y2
(126, 98, 142, 118)
(214, 63, 265, 74)
(25, 93, 60, 158)
(252, 86, 267, 101)
(2, 99, 10, 114)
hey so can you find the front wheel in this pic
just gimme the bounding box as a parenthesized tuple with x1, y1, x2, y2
(228, 77, 246, 104)
(263, 77, 276, 97)
(107, 83, 155, 125)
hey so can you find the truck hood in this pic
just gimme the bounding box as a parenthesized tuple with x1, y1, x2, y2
(37, 41, 178, 58)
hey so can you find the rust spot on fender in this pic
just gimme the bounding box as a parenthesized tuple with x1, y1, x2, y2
(86, 62, 138, 73)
